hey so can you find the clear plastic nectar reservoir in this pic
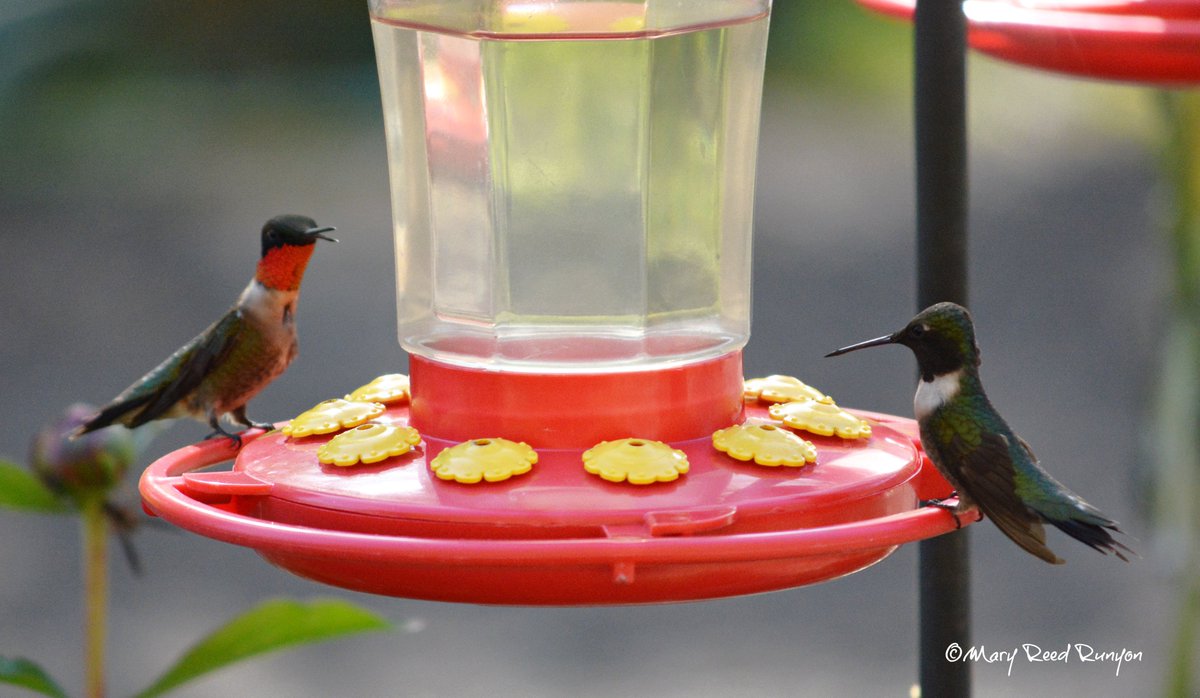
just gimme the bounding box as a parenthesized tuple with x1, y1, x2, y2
(371, 0, 771, 372)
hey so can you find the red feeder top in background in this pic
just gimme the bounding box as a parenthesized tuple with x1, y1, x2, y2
(859, 0, 1200, 84)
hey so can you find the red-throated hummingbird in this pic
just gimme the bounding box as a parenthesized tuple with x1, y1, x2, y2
(75, 215, 336, 447)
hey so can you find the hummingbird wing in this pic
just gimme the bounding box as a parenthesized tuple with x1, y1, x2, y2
(80, 310, 242, 432)
(1010, 437, 1132, 562)
(948, 431, 1066, 564)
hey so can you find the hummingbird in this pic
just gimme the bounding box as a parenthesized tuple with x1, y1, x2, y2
(74, 215, 336, 447)
(826, 302, 1130, 564)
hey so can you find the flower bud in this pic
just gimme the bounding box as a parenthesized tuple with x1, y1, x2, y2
(30, 403, 136, 503)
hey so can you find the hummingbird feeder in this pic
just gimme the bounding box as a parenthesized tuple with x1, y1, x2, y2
(140, 0, 972, 605)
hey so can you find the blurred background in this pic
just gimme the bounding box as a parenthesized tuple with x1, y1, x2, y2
(0, 1, 1187, 695)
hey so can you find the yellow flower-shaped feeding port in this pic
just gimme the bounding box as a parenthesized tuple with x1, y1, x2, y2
(743, 375, 827, 404)
(583, 438, 689, 485)
(346, 373, 410, 404)
(768, 397, 872, 440)
(430, 438, 537, 484)
(712, 423, 817, 468)
(317, 423, 422, 467)
(281, 399, 386, 438)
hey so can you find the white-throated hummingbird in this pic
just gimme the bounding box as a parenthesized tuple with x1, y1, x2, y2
(75, 215, 336, 447)
(827, 302, 1130, 564)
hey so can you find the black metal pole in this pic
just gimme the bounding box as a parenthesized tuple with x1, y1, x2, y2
(914, 1, 970, 697)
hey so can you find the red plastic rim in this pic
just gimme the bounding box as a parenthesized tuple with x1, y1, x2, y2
(143, 446, 956, 562)
(858, 0, 1200, 84)
(139, 404, 972, 605)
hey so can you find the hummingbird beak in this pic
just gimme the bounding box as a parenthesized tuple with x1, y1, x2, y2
(825, 333, 897, 358)
(305, 226, 338, 243)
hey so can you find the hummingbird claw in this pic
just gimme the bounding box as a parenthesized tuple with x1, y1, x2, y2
(206, 410, 248, 448)
(229, 407, 274, 434)
(920, 496, 970, 530)
(202, 428, 243, 449)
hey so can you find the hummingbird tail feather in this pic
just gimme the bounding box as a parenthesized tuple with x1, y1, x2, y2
(1044, 516, 1132, 562)
(103, 501, 143, 575)
(73, 394, 156, 437)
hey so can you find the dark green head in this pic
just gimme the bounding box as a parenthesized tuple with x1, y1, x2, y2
(826, 302, 981, 380)
(261, 214, 337, 257)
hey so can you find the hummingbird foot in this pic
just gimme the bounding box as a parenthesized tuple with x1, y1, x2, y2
(918, 491, 957, 509)
(203, 428, 244, 449)
(205, 411, 245, 449)
(919, 495, 980, 530)
(230, 407, 276, 433)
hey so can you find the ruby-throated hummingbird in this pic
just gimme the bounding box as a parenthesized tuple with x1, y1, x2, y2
(75, 215, 336, 446)
(827, 302, 1130, 564)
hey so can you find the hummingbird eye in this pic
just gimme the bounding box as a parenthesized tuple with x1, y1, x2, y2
(910, 324, 927, 338)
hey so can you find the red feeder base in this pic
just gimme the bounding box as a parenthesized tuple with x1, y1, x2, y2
(139, 385, 968, 604)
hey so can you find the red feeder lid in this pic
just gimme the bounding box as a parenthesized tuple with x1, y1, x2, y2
(859, 0, 1200, 84)
(140, 386, 969, 605)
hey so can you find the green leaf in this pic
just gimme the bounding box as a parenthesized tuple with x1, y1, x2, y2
(0, 656, 69, 698)
(135, 598, 390, 698)
(0, 461, 68, 513)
